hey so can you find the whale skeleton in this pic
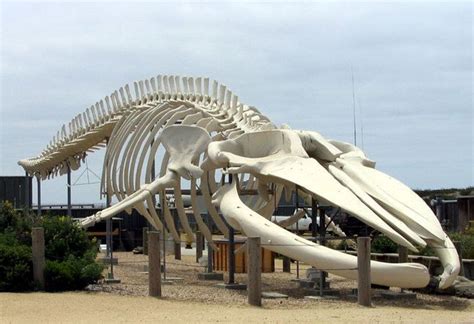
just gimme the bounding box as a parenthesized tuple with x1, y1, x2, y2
(19, 74, 459, 289)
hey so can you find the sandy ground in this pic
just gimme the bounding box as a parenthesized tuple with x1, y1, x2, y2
(1, 292, 473, 324)
(1, 251, 473, 323)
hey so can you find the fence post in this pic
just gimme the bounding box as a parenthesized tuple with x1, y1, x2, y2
(247, 237, 262, 306)
(32, 227, 45, 289)
(357, 237, 371, 307)
(148, 231, 162, 297)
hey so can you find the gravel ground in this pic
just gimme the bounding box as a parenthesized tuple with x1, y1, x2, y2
(2, 251, 472, 323)
(88, 251, 473, 311)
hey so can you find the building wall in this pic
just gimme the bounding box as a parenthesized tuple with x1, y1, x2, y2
(0, 176, 32, 209)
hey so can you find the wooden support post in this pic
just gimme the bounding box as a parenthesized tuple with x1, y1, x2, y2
(357, 237, 372, 307)
(32, 227, 45, 289)
(398, 245, 408, 263)
(148, 231, 162, 297)
(143, 227, 148, 255)
(282, 256, 291, 273)
(196, 231, 203, 263)
(247, 237, 262, 306)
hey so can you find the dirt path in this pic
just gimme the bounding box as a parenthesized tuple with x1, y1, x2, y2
(1, 292, 472, 324)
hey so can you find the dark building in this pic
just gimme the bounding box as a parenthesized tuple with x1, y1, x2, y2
(0, 176, 32, 209)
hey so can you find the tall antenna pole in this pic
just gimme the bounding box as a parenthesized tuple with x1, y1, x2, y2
(351, 66, 357, 146)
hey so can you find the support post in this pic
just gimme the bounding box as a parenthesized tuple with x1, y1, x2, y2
(318, 205, 327, 296)
(67, 166, 72, 217)
(282, 257, 291, 273)
(357, 237, 372, 307)
(295, 188, 299, 279)
(196, 231, 203, 263)
(207, 213, 213, 273)
(398, 245, 408, 263)
(247, 237, 262, 306)
(24, 171, 30, 209)
(228, 226, 235, 284)
(143, 227, 148, 255)
(174, 241, 181, 260)
(311, 198, 317, 238)
(148, 231, 162, 297)
(32, 227, 45, 289)
(37, 177, 41, 216)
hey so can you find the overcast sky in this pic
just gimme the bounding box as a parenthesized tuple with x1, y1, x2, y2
(1, 1, 472, 204)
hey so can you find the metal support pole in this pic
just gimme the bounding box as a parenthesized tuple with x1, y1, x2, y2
(282, 257, 291, 273)
(24, 171, 30, 209)
(37, 177, 41, 216)
(311, 198, 317, 238)
(174, 241, 181, 260)
(295, 188, 300, 279)
(159, 193, 167, 281)
(196, 231, 203, 263)
(32, 227, 45, 289)
(143, 227, 149, 255)
(228, 226, 235, 284)
(357, 237, 372, 307)
(318, 206, 326, 296)
(207, 213, 213, 273)
(247, 237, 262, 306)
(148, 231, 162, 297)
(67, 166, 72, 217)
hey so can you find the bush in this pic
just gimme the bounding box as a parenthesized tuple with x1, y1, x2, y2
(0, 202, 103, 292)
(371, 235, 398, 253)
(41, 216, 104, 291)
(449, 231, 474, 259)
(0, 239, 33, 291)
(45, 255, 103, 291)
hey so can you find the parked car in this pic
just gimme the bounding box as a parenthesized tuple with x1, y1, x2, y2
(271, 209, 318, 234)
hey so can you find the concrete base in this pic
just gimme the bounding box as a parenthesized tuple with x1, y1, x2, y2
(304, 295, 338, 300)
(104, 278, 121, 284)
(303, 288, 339, 296)
(163, 276, 184, 281)
(262, 292, 288, 299)
(380, 290, 417, 300)
(100, 257, 118, 265)
(198, 272, 224, 281)
(216, 283, 247, 290)
(298, 279, 330, 289)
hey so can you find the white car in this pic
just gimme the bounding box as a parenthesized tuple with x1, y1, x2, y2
(271, 209, 318, 233)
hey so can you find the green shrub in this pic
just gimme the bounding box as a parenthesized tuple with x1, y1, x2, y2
(449, 232, 474, 259)
(45, 255, 103, 291)
(0, 240, 33, 291)
(42, 216, 95, 261)
(371, 235, 398, 253)
(42, 216, 103, 291)
(0, 202, 103, 292)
